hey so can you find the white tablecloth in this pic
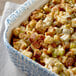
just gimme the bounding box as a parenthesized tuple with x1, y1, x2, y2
(0, 2, 27, 76)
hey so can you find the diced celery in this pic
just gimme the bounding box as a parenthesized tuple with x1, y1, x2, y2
(47, 46, 54, 54)
(58, 46, 65, 56)
(70, 42, 76, 49)
(52, 49, 58, 57)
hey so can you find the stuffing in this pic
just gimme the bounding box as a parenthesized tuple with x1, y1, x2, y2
(11, 0, 76, 75)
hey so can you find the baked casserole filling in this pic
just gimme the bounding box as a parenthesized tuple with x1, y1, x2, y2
(11, 0, 76, 75)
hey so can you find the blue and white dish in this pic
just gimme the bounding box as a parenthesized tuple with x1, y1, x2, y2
(3, 0, 57, 76)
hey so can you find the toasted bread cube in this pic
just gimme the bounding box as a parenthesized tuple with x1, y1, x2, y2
(72, 18, 76, 27)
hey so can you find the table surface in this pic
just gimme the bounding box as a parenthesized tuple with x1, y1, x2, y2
(0, 0, 26, 15)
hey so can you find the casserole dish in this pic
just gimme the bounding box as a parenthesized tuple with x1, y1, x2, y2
(3, 0, 57, 76)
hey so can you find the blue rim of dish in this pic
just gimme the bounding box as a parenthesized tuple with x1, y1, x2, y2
(3, 0, 57, 76)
